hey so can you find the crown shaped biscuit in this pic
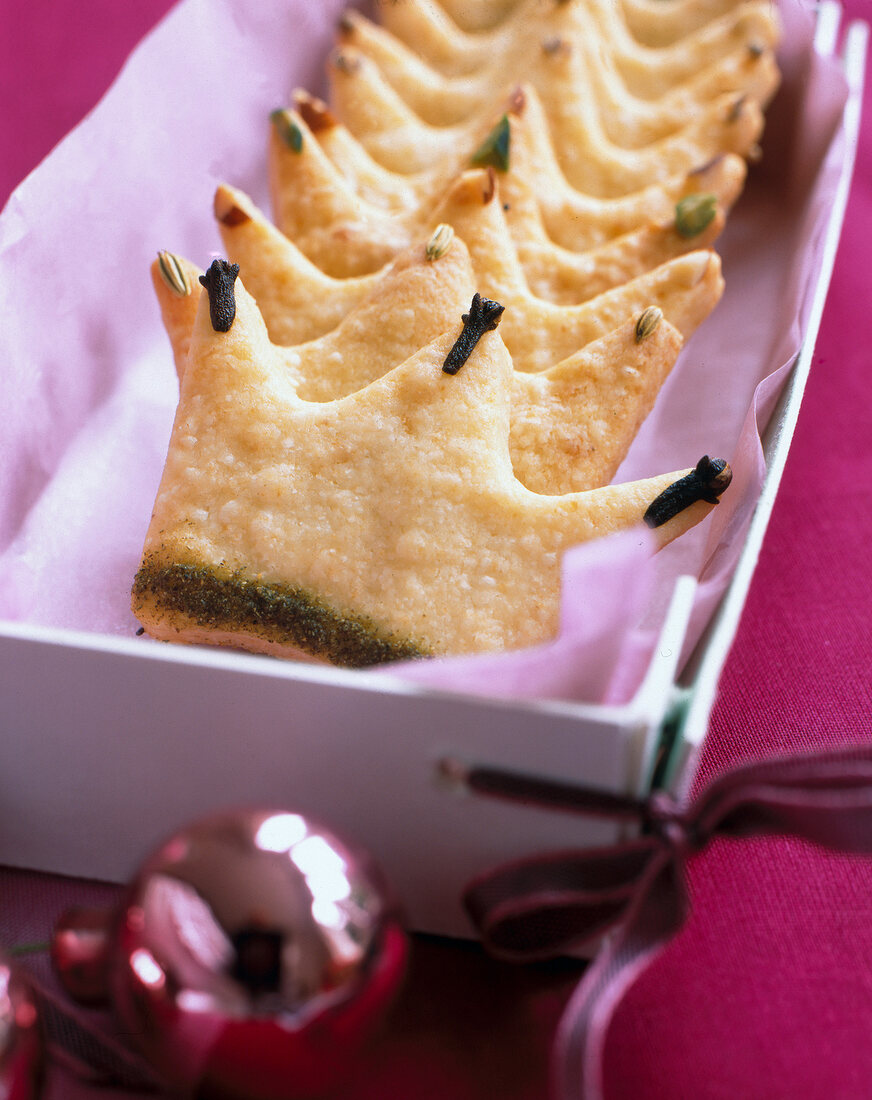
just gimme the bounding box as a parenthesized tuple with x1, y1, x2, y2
(433, 166, 727, 307)
(552, 0, 780, 98)
(265, 119, 729, 304)
(373, 0, 503, 74)
(325, 39, 759, 186)
(413, 0, 770, 48)
(376, 0, 780, 92)
(339, 8, 779, 140)
(327, 43, 765, 195)
(134, 268, 729, 665)
(280, 88, 749, 252)
(153, 232, 477, 395)
(269, 98, 440, 277)
(152, 239, 688, 496)
(425, 171, 725, 373)
(210, 184, 384, 346)
(205, 168, 725, 376)
(588, 0, 768, 48)
(427, 0, 518, 34)
(494, 89, 747, 252)
(550, 22, 779, 148)
(386, 0, 758, 42)
(269, 89, 745, 279)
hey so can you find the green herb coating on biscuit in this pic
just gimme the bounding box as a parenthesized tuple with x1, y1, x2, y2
(132, 560, 428, 668)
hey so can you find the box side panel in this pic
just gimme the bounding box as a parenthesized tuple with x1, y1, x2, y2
(1, 634, 631, 939)
(662, 15, 869, 795)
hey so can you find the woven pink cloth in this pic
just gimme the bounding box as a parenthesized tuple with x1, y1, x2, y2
(2, 1, 871, 1098)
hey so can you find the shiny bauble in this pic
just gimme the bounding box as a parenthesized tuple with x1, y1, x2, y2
(108, 810, 407, 1100)
(0, 956, 44, 1100)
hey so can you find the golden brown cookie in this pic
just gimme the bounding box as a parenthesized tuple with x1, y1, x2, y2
(376, 0, 779, 92)
(434, 166, 727, 306)
(152, 240, 688, 496)
(269, 90, 746, 278)
(425, 171, 725, 373)
(326, 44, 764, 195)
(213, 184, 381, 345)
(339, 7, 779, 141)
(134, 269, 729, 664)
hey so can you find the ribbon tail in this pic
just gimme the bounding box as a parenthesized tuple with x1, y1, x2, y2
(553, 849, 688, 1100)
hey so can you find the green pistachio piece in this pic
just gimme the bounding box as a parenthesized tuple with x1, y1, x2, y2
(674, 193, 718, 239)
(471, 115, 510, 173)
(270, 109, 303, 153)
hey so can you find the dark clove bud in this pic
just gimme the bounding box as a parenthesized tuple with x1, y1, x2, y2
(199, 259, 240, 333)
(443, 293, 505, 375)
(643, 456, 732, 528)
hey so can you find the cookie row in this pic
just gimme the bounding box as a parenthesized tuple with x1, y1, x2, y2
(133, 0, 780, 664)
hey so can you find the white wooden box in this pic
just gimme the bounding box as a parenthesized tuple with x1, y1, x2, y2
(0, 1, 865, 938)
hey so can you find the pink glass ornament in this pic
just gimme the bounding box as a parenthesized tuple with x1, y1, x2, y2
(53, 810, 406, 1099)
(0, 955, 44, 1100)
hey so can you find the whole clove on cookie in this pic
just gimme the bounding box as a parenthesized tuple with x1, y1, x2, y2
(443, 293, 506, 375)
(199, 259, 240, 333)
(643, 456, 732, 528)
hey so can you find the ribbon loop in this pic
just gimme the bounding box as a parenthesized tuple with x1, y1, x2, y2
(457, 745, 872, 1100)
(464, 841, 660, 962)
(690, 751, 872, 854)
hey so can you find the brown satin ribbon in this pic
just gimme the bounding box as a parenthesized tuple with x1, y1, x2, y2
(459, 748, 872, 1100)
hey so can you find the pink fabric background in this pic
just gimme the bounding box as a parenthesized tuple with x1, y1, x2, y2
(2, 1, 871, 1098)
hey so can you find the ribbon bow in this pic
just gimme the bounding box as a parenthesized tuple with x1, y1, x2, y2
(456, 747, 872, 1100)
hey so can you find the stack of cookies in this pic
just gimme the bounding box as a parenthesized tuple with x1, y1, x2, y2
(133, 0, 780, 667)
